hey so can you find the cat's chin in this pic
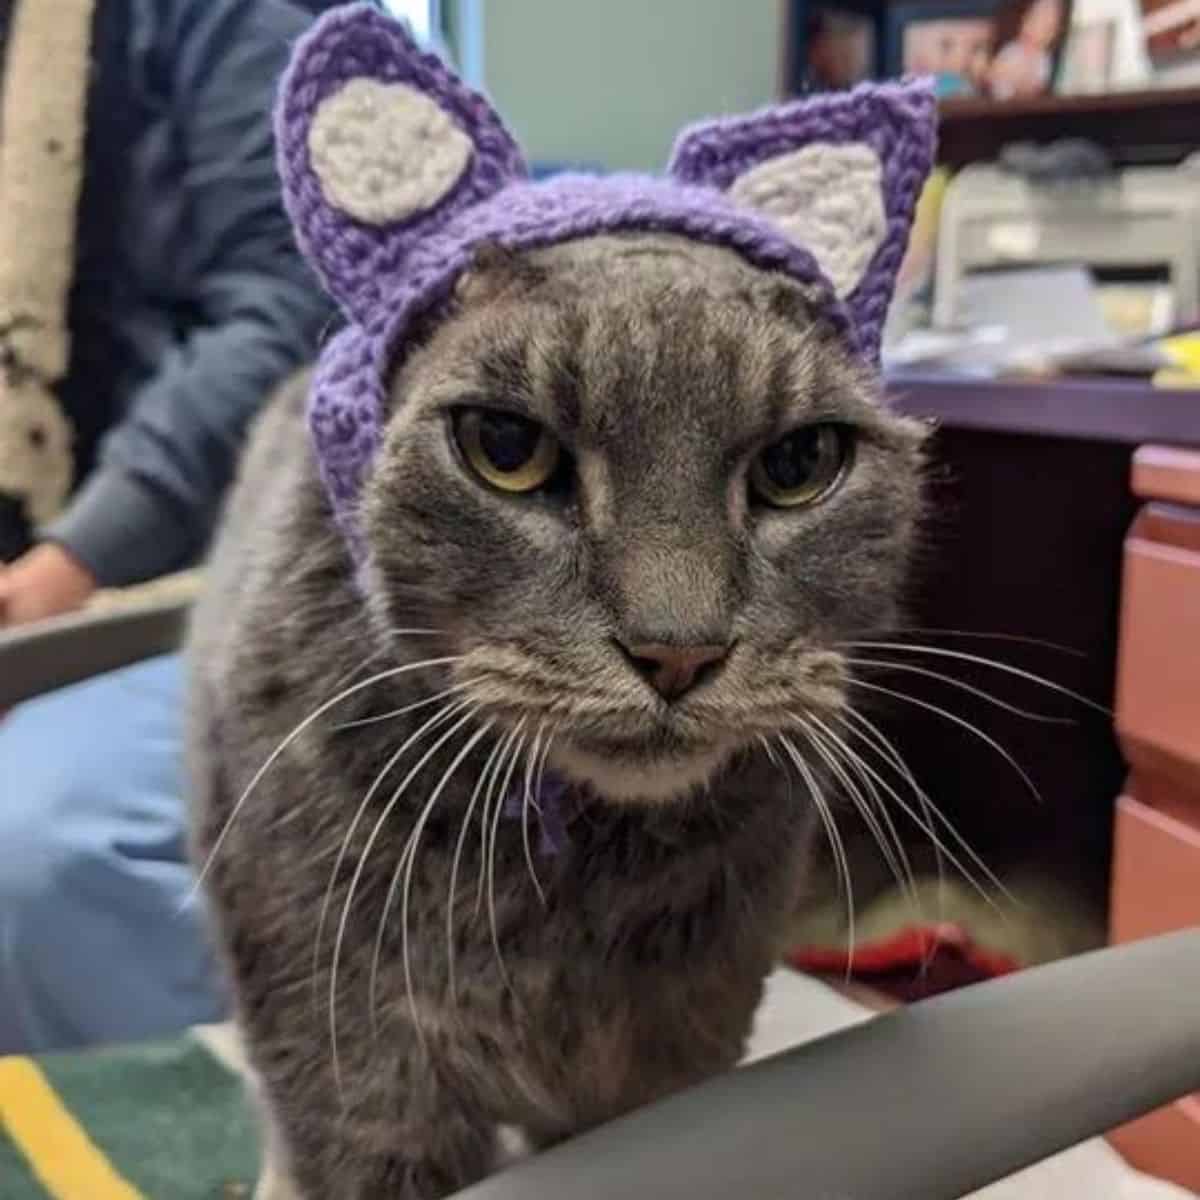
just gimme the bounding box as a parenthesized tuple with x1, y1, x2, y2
(550, 740, 735, 805)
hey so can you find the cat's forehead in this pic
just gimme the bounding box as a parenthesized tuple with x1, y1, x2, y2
(409, 233, 861, 445)
(523, 233, 819, 311)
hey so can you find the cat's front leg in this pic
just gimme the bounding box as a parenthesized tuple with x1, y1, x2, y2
(255, 1160, 301, 1200)
(254, 1108, 302, 1200)
(264, 1082, 498, 1200)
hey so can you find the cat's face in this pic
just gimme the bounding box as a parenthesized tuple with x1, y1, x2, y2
(363, 234, 925, 802)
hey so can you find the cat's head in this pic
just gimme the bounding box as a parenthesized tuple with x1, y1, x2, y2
(278, 5, 935, 801)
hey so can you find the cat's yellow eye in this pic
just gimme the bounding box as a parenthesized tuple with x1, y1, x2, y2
(750, 424, 852, 508)
(455, 408, 561, 494)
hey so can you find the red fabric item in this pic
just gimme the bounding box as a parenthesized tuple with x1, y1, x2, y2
(789, 923, 1020, 1002)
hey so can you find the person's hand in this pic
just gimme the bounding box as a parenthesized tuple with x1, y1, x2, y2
(0, 543, 97, 627)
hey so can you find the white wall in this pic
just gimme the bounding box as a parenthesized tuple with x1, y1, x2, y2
(466, 0, 786, 171)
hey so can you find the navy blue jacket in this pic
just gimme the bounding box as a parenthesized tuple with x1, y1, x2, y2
(35, 0, 331, 585)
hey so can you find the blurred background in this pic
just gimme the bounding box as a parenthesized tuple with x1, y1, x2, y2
(0, 1, 1195, 1194)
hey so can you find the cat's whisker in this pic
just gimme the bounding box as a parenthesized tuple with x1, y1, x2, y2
(532, 723, 558, 817)
(850, 678, 1043, 806)
(836, 707, 1015, 914)
(777, 732, 856, 977)
(310, 685, 475, 1016)
(803, 713, 914, 900)
(758, 735, 783, 772)
(521, 722, 549, 908)
(801, 713, 920, 921)
(448, 731, 513, 1008)
(375, 717, 495, 1045)
(486, 722, 528, 994)
(189, 656, 463, 900)
(321, 634, 438, 701)
(475, 726, 522, 921)
(837, 706, 949, 932)
(330, 676, 483, 731)
(326, 646, 388, 694)
(863, 627, 1087, 658)
(844, 657, 1075, 724)
(328, 702, 476, 1100)
(841, 641, 1108, 716)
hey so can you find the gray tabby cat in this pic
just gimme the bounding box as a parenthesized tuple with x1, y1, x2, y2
(187, 9, 935, 1198)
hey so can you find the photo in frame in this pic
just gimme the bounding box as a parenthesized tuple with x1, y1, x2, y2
(887, 0, 1073, 98)
(989, 0, 1075, 96)
(804, 5, 878, 88)
(1058, 16, 1118, 89)
(1140, 0, 1200, 68)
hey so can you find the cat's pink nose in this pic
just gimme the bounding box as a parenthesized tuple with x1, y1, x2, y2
(620, 642, 729, 701)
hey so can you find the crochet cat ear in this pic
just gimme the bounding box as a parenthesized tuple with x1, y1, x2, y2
(667, 80, 936, 361)
(277, 4, 526, 325)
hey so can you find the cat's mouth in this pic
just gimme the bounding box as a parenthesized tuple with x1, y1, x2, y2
(455, 642, 847, 804)
(548, 728, 740, 804)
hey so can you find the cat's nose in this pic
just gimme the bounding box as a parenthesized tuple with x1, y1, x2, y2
(618, 641, 730, 701)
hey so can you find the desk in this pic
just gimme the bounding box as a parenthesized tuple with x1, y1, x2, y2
(887, 374, 1200, 1190)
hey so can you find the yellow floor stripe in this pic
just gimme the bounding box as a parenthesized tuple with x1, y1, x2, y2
(0, 1057, 144, 1200)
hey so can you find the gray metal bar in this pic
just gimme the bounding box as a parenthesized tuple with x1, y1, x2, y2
(0, 598, 190, 707)
(454, 930, 1200, 1200)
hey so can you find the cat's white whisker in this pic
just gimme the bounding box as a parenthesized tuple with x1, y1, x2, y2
(311, 686, 476, 1017)
(330, 676, 483, 731)
(758, 735, 783, 772)
(189, 656, 463, 900)
(862, 627, 1087, 657)
(472, 720, 520, 916)
(837, 706, 949, 932)
(475, 723, 522, 921)
(843, 641, 1108, 716)
(777, 732, 857, 977)
(375, 716, 495, 1045)
(850, 678, 1043, 805)
(326, 647, 387, 695)
(836, 707, 1016, 913)
(533, 722, 557, 810)
(844, 656, 1074, 724)
(328, 700, 476, 1099)
(486, 722, 528, 994)
(448, 731, 513, 1007)
(520, 722, 548, 908)
(801, 713, 920, 920)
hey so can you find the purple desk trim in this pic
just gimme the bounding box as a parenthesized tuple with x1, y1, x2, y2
(887, 373, 1200, 448)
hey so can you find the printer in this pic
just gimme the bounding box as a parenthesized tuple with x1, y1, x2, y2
(934, 162, 1200, 334)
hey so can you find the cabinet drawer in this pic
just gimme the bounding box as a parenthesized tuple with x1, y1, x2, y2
(1109, 794, 1200, 1192)
(1110, 1096, 1200, 1195)
(1132, 446, 1200, 507)
(1110, 793, 1200, 944)
(1116, 533, 1200, 791)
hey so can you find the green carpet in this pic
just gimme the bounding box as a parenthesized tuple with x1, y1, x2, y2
(0, 1032, 258, 1199)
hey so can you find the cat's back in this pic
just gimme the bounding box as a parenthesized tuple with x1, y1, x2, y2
(187, 367, 358, 746)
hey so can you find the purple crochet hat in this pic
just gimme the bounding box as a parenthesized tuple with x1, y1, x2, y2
(277, 4, 936, 559)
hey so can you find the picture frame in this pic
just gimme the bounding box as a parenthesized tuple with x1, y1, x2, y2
(803, 6, 878, 89)
(885, 1, 998, 95)
(988, 0, 1075, 98)
(1140, 0, 1200, 68)
(784, 0, 886, 92)
(1058, 17, 1118, 91)
(886, 0, 1073, 100)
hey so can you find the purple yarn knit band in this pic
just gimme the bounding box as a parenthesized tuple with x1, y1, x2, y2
(277, 4, 937, 560)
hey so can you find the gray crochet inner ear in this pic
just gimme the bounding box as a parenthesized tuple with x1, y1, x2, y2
(308, 77, 475, 227)
(729, 142, 887, 299)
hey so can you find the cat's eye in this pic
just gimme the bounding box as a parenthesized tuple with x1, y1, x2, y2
(454, 408, 562, 494)
(750, 424, 852, 508)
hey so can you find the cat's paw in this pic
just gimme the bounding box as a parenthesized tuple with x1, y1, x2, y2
(254, 1159, 302, 1200)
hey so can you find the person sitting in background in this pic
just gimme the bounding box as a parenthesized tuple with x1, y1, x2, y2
(0, 0, 329, 1053)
